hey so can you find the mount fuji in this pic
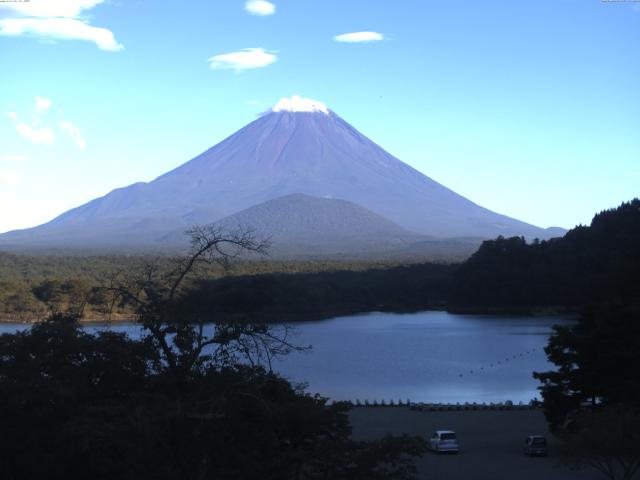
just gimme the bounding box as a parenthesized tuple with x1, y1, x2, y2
(0, 95, 562, 254)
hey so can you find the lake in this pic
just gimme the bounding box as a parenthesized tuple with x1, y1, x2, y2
(0, 311, 570, 404)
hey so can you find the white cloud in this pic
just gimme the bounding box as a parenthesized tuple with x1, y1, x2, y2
(16, 123, 56, 145)
(10, 97, 85, 148)
(60, 120, 87, 150)
(272, 95, 329, 114)
(207, 48, 277, 72)
(0, 170, 22, 186)
(333, 31, 385, 43)
(33, 96, 52, 126)
(35, 96, 52, 113)
(9, 97, 56, 145)
(0, 155, 27, 162)
(0, 0, 106, 18)
(0, 18, 123, 51)
(0, 0, 122, 51)
(244, 1, 276, 16)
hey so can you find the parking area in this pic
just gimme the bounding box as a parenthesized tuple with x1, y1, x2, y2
(349, 407, 601, 480)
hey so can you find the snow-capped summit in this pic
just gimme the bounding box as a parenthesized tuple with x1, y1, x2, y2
(272, 94, 329, 114)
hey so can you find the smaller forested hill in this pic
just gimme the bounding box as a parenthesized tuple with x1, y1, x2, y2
(449, 199, 640, 312)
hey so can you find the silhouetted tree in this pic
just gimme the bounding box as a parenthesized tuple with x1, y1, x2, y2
(0, 226, 427, 479)
(534, 302, 640, 430)
(557, 406, 640, 480)
(534, 300, 640, 480)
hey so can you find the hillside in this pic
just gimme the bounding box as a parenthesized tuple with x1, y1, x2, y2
(160, 193, 422, 255)
(449, 199, 640, 312)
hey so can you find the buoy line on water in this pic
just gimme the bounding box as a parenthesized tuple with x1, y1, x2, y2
(457, 347, 539, 378)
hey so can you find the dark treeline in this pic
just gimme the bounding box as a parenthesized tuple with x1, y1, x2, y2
(449, 199, 640, 313)
(175, 263, 455, 323)
(1, 255, 450, 322)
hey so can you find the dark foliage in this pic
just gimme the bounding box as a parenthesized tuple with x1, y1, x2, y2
(0, 318, 426, 480)
(0, 254, 455, 322)
(450, 199, 640, 311)
(558, 406, 640, 480)
(533, 302, 640, 430)
(534, 302, 640, 480)
(175, 263, 455, 323)
(0, 226, 427, 479)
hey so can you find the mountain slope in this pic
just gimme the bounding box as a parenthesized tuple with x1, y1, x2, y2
(0, 95, 562, 252)
(214, 193, 415, 241)
(177, 193, 423, 256)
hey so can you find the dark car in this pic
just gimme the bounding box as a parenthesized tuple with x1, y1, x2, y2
(524, 435, 548, 456)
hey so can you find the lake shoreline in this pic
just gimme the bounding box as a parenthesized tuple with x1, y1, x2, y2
(2, 311, 567, 404)
(447, 305, 579, 316)
(0, 303, 577, 325)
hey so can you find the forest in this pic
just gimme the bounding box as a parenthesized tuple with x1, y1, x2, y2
(0, 254, 456, 323)
(449, 199, 640, 312)
(0, 199, 638, 323)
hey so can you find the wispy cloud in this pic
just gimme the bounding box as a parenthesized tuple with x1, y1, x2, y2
(60, 120, 86, 150)
(15, 123, 56, 145)
(9, 97, 56, 145)
(0, 170, 22, 186)
(10, 97, 87, 149)
(0, 0, 123, 51)
(32, 96, 52, 126)
(207, 48, 277, 72)
(0, 0, 106, 18)
(244, 0, 276, 16)
(35, 96, 52, 113)
(0, 17, 123, 51)
(333, 31, 385, 43)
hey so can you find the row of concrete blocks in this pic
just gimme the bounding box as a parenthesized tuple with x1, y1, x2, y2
(333, 400, 540, 411)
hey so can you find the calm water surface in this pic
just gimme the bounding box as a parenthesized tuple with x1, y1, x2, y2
(0, 311, 571, 403)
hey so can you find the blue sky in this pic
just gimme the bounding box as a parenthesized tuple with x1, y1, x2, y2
(1, 0, 638, 233)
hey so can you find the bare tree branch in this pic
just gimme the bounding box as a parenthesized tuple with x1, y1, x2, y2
(168, 225, 269, 301)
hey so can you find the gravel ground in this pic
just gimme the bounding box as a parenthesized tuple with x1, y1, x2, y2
(349, 407, 601, 480)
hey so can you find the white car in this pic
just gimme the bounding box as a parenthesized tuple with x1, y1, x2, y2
(429, 430, 460, 453)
